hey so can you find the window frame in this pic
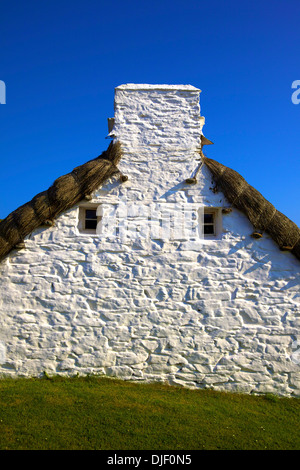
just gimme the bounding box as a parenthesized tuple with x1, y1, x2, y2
(78, 204, 102, 234)
(199, 207, 222, 239)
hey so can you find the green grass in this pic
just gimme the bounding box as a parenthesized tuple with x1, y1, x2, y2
(0, 375, 299, 450)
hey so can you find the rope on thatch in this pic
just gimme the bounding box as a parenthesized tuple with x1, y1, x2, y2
(202, 155, 300, 261)
(0, 141, 122, 262)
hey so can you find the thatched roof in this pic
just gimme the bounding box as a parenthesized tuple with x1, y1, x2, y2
(0, 141, 299, 263)
(0, 141, 122, 263)
(202, 155, 300, 260)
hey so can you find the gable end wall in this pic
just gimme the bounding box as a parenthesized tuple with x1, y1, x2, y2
(0, 84, 299, 396)
(0, 165, 299, 396)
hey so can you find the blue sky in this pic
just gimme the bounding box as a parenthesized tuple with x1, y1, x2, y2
(0, 0, 299, 225)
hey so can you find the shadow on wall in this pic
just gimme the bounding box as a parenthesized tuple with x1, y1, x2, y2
(159, 182, 187, 199)
(280, 277, 300, 291)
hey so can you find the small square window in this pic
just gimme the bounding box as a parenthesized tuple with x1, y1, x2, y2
(78, 206, 102, 234)
(203, 212, 215, 236)
(85, 209, 97, 230)
(199, 208, 222, 239)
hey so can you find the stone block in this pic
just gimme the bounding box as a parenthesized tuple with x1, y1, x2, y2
(77, 351, 116, 368)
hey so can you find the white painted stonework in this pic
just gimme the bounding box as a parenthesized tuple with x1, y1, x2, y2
(0, 84, 299, 396)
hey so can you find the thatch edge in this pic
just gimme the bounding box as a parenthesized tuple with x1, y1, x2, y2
(0, 141, 122, 262)
(202, 155, 300, 261)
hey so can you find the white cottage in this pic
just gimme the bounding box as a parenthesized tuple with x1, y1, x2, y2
(0, 84, 299, 396)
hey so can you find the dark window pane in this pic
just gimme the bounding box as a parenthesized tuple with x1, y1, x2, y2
(85, 219, 97, 230)
(85, 209, 97, 219)
(204, 213, 214, 224)
(204, 224, 214, 234)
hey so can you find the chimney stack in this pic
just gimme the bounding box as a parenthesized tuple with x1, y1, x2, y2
(110, 84, 203, 152)
(108, 84, 205, 193)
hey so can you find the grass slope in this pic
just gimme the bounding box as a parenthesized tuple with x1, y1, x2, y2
(0, 376, 299, 450)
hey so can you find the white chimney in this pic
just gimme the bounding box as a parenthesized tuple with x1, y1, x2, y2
(108, 84, 205, 196)
(110, 84, 203, 150)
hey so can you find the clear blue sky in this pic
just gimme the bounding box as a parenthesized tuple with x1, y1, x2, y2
(1, 0, 299, 225)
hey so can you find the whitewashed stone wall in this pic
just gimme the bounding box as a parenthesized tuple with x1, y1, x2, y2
(0, 84, 299, 396)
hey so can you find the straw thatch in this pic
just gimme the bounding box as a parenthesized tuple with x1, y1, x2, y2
(0, 141, 122, 262)
(0, 140, 299, 263)
(202, 155, 300, 260)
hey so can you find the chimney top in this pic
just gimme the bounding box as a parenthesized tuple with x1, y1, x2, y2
(116, 83, 201, 92)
